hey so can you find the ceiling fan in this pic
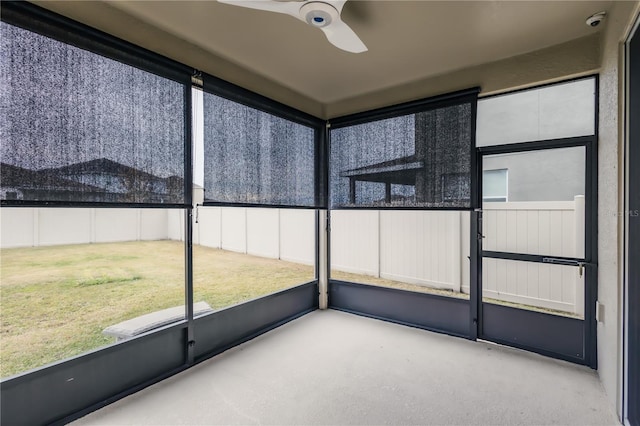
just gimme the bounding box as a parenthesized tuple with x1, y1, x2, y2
(217, 0, 367, 53)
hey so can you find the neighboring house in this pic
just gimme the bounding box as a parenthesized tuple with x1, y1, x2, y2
(0, 163, 104, 202)
(1, 159, 184, 204)
(483, 148, 585, 202)
(340, 108, 471, 206)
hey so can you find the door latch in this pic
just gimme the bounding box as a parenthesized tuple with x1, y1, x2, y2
(542, 258, 593, 278)
(578, 262, 586, 278)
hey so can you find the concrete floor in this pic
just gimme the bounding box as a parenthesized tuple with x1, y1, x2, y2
(73, 310, 619, 425)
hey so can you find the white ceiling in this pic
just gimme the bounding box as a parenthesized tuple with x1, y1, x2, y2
(34, 1, 612, 117)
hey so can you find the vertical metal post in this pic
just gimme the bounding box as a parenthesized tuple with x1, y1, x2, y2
(318, 121, 331, 309)
(185, 208, 195, 363)
(315, 209, 320, 282)
(470, 209, 482, 341)
(584, 135, 598, 369)
(318, 209, 329, 309)
(469, 95, 481, 341)
(349, 178, 356, 204)
(624, 23, 640, 422)
(184, 79, 195, 364)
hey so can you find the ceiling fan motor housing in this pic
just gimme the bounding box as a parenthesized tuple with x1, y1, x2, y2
(300, 2, 339, 28)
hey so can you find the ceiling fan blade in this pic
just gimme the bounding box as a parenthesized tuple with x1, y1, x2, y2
(217, 0, 302, 18)
(220, 0, 366, 53)
(323, 0, 347, 14)
(321, 18, 367, 53)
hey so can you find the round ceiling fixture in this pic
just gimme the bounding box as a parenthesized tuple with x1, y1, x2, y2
(586, 11, 606, 27)
(300, 2, 338, 29)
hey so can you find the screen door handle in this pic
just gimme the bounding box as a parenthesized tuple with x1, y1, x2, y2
(542, 258, 593, 278)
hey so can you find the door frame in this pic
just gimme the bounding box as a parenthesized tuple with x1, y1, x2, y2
(474, 133, 598, 367)
(624, 13, 640, 426)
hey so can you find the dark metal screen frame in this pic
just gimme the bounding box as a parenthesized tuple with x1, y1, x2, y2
(0, 4, 608, 424)
(326, 88, 480, 338)
(0, 282, 318, 426)
(0, 3, 322, 425)
(0, 1, 194, 210)
(329, 88, 481, 129)
(0, 2, 192, 82)
(199, 73, 327, 210)
(475, 76, 599, 367)
(1, 322, 189, 426)
(328, 88, 480, 211)
(329, 280, 471, 338)
(625, 15, 640, 426)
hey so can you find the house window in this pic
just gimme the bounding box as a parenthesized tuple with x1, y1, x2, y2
(483, 169, 508, 202)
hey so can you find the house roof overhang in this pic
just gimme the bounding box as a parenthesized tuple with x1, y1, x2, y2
(341, 155, 423, 185)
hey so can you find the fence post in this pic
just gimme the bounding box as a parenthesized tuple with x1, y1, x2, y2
(181, 211, 186, 242)
(575, 195, 585, 317)
(136, 210, 142, 241)
(377, 210, 381, 278)
(217, 207, 222, 249)
(278, 209, 282, 261)
(451, 211, 462, 293)
(32, 208, 39, 247)
(89, 208, 96, 244)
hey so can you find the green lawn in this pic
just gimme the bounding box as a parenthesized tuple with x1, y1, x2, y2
(330, 270, 469, 298)
(0, 240, 575, 378)
(0, 240, 314, 378)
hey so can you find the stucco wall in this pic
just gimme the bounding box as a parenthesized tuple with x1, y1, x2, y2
(483, 148, 585, 202)
(596, 0, 640, 418)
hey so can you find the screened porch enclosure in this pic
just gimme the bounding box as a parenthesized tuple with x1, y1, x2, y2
(0, 2, 600, 425)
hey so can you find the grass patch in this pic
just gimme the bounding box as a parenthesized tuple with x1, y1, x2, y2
(1, 240, 577, 378)
(482, 297, 582, 319)
(0, 240, 314, 378)
(74, 275, 142, 287)
(330, 270, 470, 299)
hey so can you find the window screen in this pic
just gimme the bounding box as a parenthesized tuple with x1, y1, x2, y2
(330, 101, 473, 209)
(0, 22, 187, 205)
(202, 92, 317, 207)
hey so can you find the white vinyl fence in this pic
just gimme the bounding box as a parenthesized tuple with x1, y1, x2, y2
(1, 196, 585, 315)
(0, 207, 168, 248)
(330, 210, 470, 293)
(167, 207, 316, 265)
(481, 196, 585, 316)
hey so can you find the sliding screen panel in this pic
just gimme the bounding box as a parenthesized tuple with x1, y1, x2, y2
(0, 17, 189, 206)
(201, 91, 318, 208)
(330, 97, 475, 209)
